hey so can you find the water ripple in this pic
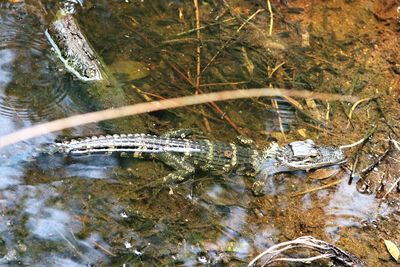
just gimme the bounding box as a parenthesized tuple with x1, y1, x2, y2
(0, 2, 70, 121)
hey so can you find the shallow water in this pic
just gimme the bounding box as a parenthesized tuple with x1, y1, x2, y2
(0, 0, 399, 266)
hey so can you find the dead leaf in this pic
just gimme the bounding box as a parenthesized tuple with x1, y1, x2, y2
(384, 240, 400, 262)
(168, 187, 174, 195)
(282, 96, 304, 110)
(305, 98, 317, 109)
(308, 168, 340, 180)
(297, 128, 307, 138)
(109, 60, 150, 80)
(301, 31, 310, 47)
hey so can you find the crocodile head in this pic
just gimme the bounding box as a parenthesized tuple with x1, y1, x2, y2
(276, 139, 346, 171)
(253, 139, 346, 196)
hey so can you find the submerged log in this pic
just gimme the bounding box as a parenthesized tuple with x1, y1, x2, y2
(46, 9, 148, 133)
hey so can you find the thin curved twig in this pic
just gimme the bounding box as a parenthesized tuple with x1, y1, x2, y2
(0, 88, 358, 149)
(340, 124, 377, 149)
(346, 97, 374, 128)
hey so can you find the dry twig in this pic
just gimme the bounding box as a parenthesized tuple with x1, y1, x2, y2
(341, 123, 377, 184)
(390, 138, 400, 152)
(346, 97, 374, 128)
(359, 146, 390, 178)
(194, 0, 201, 90)
(236, 8, 265, 32)
(382, 176, 400, 199)
(266, 0, 274, 35)
(193, 0, 211, 133)
(0, 88, 358, 149)
(201, 8, 264, 73)
(291, 179, 342, 197)
(248, 236, 365, 267)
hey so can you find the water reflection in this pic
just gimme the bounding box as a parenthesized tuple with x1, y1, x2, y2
(324, 177, 389, 238)
(28, 208, 77, 240)
(217, 206, 250, 258)
(0, 3, 111, 264)
(35, 153, 118, 179)
(0, 177, 112, 265)
(0, 49, 14, 93)
(0, 166, 22, 189)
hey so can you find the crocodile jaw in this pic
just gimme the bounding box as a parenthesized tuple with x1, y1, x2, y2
(277, 140, 346, 171)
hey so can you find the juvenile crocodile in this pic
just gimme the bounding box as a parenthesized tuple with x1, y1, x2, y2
(54, 131, 346, 194)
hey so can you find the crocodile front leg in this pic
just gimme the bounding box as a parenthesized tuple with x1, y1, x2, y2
(252, 174, 273, 196)
(252, 166, 281, 196)
(156, 152, 195, 183)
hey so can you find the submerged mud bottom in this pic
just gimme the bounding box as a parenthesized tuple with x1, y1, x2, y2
(1, 0, 400, 266)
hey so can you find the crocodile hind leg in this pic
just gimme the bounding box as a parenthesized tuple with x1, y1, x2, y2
(236, 135, 256, 148)
(162, 128, 206, 139)
(156, 153, 195, 183)
(162, 129, 194, 139)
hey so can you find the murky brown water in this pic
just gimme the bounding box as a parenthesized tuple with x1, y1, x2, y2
(0, 0, 399, 266)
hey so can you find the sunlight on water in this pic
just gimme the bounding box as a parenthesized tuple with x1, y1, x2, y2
(28, 208, 77, 240)
(0, 166, 22, 189)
